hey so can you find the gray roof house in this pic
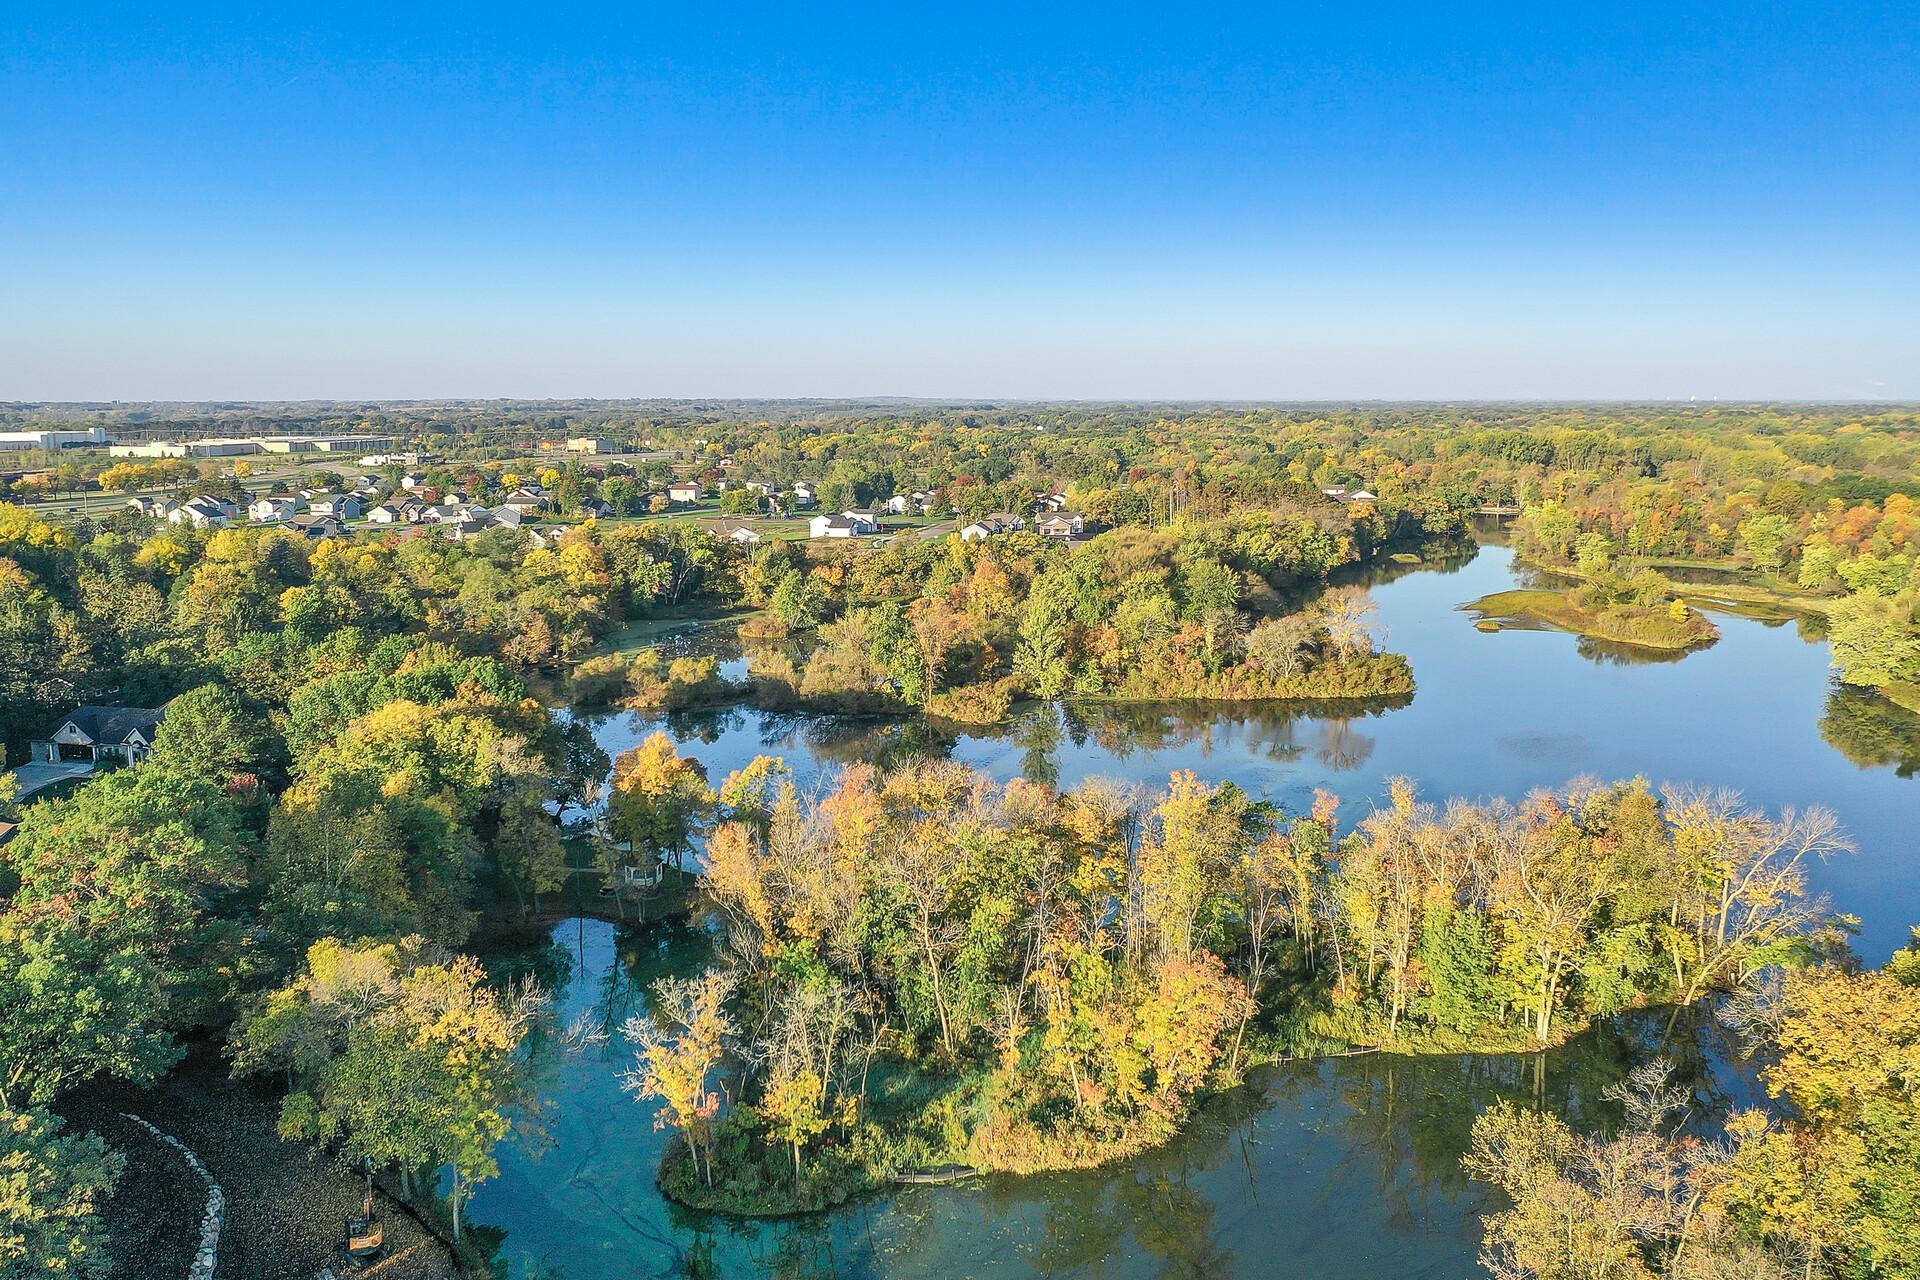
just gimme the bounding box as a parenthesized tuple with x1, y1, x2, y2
(31, 704, 167, 767)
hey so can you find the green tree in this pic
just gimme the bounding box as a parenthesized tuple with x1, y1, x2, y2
(1737, 513, 1792, 574)
(150, 681, 288, 786)
(1828, 592, 1920, 688)
(0, 1107, 123, 1280)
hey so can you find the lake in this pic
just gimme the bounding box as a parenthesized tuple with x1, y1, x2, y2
(467, 539, 1919, 1278)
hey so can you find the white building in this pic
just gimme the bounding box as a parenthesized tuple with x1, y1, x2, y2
(809, 514, 866, 538)
(0, 427, 110, 451)
(168, 496, 236, 529)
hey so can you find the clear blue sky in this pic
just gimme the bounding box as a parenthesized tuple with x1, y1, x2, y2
(4, 3, 1916, 400)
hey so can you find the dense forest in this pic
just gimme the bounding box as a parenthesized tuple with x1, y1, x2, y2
(1, 401, 1916, 1279)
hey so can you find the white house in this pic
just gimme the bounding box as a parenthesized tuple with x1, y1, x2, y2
(841, 510, 880, 532)
(910, 489, 938, 513)
(367, 498, 424, 524)
(791, 482, 819, 508)
(502, 489, 549, 515)
(809, 514, 865, 539)
(667, 482, 701, 504)
(310, 494, 366, 521)
(249, 495, 300, 523)
(400, 472, 428, 492)
(418, 502, 474, 525)
(883, 495, 912, 515)
(959, 512, 1026, 542)
(127, 496, 178, 519)
(1035, 491, 1071, 512)
(1035, 512, 1086, 539)
(30, 705, 167, 767)
(169, 496, 235, 529)
(716, 520, 763, 547)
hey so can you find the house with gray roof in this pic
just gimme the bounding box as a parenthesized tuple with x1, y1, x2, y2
(31, 704, 167, 766)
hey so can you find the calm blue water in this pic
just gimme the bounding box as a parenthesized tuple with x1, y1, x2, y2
(473, 914, 1705, 1280)
(586, 541, 1920, 961)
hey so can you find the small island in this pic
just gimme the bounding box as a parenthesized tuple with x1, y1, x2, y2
(1464, 576, 1719, 652)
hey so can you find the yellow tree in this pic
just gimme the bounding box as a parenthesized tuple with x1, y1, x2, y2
(623, 969, 736, 1189)
(608, 732, 714, 874)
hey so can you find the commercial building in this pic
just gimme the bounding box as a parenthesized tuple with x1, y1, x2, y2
(0, 427, 110, 451)
(110, 434, 395, 459)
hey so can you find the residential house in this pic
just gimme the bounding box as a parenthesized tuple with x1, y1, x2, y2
(1035, 490, 1071, 512)
(502, 489, 549, 516)
(310, 494, 365, 521)
(883, 494, 912, 515)
(579, 497, 615, 519)
(667, 482, 701, 505)
(249, 495, 300, 522)
(959, 512, 1027, 542)
(809, 513, 867, 539)
(716, 520, 763, 547)
(367, 498, 422, 524)
(1035, 511, 1086, 540)
(791, 482, 819, 508)
(126, 495, 177, 518)
(842, 509, 880, 531)
(489, 506, 524, 528)
(441, 511, 504, 541)
(31, 704, 167, 766)
(289, 514, 347, 539)
(1320, 486, 1377, 504)
(910, 489, 938, 514)
(400, 472, 428, 492)
(527, 525, 574, 549)
(169, 496, 235, 529)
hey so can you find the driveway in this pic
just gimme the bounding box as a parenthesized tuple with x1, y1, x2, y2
(8, 759, 95, 797)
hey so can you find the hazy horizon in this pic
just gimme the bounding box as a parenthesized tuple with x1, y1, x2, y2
(5, 4, 1916, 401)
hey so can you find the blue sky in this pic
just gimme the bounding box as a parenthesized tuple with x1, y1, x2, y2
(3, 3, 1916, 400)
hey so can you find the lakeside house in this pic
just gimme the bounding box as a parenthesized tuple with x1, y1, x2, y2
(30, 704, 167, 767)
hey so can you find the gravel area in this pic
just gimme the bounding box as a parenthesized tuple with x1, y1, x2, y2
(66, 1045, 460, 1280)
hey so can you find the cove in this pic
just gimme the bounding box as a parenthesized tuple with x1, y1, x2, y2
(465, 538, 1919, 1277)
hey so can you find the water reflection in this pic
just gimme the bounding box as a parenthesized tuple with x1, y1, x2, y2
(573, 540, 1917, 962)
(472, 918, 1753, 1280)
(1820, 683, 1920, 778)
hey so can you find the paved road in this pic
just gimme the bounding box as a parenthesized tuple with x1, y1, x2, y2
(8, 760, 95, 797)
